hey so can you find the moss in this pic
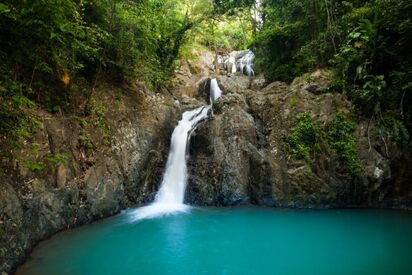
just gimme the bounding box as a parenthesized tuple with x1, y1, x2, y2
(78, 133, 95, 150)
(289, 92, 303, 107)
(286, 111, 363, 175)
(78, 117, 94, 150)
(94, 105, 110, 142)
(304, 74, 316, 83)
(21, 159, 46, 171)
(45, 152, 70, 165)
(81, 97, 111, 146)
(286, 112, 317, 161)
(0, 79, 44, 156)
(327, 112, 363, 175)
(114, 90, 123, 107)
(16, 144, 70, 172)
(375, 113, 410, 146)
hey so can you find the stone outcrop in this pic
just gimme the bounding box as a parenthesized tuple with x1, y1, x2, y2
(186, 94, 256, 205)
(186, 70, 412, 209)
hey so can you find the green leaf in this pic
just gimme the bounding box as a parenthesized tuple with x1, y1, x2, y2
(0, 3, 10, 14)
(12, 94, 35, 107)
(351, 32, 361, 38)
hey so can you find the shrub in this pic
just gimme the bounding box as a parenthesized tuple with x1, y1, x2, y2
(287, 111, 363, 175)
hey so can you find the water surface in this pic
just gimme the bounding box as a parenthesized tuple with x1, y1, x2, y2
(18, 208, 412, 275)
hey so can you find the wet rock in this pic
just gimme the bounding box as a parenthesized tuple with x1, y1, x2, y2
(260, 81, 289, 94)
(186, 98, 256, 206)
(186, 68, 412, 209)
(214, 93, 248, 112)
(250, 75, 266, 90)
(216, 75, 250, 94)
(0, 183, 23, 225)
(56, 165, 67, 188)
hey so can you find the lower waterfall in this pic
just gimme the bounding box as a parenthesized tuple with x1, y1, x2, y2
(130, 78, 222, 220)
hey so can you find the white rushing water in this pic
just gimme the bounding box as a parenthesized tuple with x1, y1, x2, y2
(238, 50, 255, 77)
(130, 79, 223, 220)
(218, 49, 255, 77)
(252, 0, 263, 30)
(228, 56, 237, 73)
(210, 78, 222, 102)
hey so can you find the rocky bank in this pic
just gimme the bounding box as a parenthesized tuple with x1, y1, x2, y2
(0, 82, 184, 273)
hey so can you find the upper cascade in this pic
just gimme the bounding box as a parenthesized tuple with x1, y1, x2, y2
(217, 49, 256, 77)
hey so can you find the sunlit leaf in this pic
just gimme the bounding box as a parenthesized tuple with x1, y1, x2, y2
(61, 72, 70, 85)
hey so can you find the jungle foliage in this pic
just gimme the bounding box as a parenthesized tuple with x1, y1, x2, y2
(251, 0, 411, 143)
(178, 0, 256, 57)
(287, 111, 362, 175)
(1, 0, 411, 156)
(0, 0, 204, 147)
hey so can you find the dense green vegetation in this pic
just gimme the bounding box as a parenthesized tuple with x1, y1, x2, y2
(287, 112, 317, 161)
(181, 13, 252, 55)
(177, 1, 256, 59)
(0, 0, 210, 153)
(1, 0, 410, 160)
(287, 111, 362, 175)
(252, 0, 411, 143)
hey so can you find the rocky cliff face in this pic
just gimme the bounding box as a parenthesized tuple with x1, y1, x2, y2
(186, 70, 412, 209)
(0, 83, 182, 273)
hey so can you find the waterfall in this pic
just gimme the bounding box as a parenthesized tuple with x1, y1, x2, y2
(130, 79, 223, 220)
(228, 56, 237, 73)
(252, 0, 263, 30)
(210, 78, 222, 102)
(155, 106, 210, 205)
(238, 50, 255, 77)
(218, 50, 255, 77)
